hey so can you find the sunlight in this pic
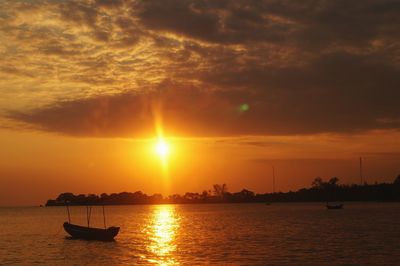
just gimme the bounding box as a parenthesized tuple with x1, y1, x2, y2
(147, 205, 179, 265)
(155, 138, 170, 158)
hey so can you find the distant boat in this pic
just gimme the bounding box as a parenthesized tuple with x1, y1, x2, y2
(63, 222, 119, 241)
(326, 202, 344, 209)
(63, 204, 120, 241)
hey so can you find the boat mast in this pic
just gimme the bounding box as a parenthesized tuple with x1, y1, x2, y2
(359, 157, 363, 185)
(102, 205, 107, 229)
(86, 205, 92, 228)
(66, 201, 71, 223)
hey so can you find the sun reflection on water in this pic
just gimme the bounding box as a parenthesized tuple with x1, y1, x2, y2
(147, 205, 179, 265)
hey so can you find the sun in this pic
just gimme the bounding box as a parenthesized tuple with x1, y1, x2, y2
(155, 138, 170, 158)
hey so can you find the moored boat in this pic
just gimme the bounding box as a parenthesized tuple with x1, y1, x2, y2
(63, 222, 119, 241)
(63, 204, 120, 241)
(326, 202, 344, 209)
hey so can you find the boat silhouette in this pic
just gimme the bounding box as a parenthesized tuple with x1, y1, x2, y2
(326, 202, 344, 209)
(63, 204, 120, 241)
(63, 222, 119, 241)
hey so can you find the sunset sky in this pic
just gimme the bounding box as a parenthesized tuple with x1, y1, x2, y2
(0, 0, 399, 205)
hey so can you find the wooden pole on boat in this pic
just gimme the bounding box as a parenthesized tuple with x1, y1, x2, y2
(66, 201, 71, 223)
(102, 205, 107, 229)
(86, 205, 92, 228)
(360, 157, 363, 185)
(88, 206, 92, 227)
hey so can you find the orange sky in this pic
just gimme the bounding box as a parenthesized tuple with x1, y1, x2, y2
(0, 129, 399, 205)
(0, 0, 399, 205)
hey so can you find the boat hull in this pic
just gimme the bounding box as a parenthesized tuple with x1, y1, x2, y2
(63, 222, 119, 241)
(326, 204, 343, 209)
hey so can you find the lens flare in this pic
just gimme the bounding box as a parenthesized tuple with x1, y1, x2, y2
(238, 103, 250, 113)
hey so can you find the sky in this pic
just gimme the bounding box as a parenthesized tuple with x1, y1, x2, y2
(0, 0, 399, 205)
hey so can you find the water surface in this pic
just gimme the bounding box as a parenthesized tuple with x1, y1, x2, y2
(1, 203, 399, 265)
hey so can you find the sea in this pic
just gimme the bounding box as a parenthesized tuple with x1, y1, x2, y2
(0, 203, 399, 265)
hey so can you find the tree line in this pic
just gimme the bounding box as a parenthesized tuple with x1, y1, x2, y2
(45, 175, 400, 206)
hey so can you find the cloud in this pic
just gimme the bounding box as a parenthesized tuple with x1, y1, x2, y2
(1, 0, 399, 137)
(135, 0, 400, 48)
(7, 70, 400, 137)
(7, 88, 256, 137)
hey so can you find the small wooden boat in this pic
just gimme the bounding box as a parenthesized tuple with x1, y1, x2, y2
(63, 222, 119, 241)
(63, 204, 120, 241)
(326, 202, 344, 209)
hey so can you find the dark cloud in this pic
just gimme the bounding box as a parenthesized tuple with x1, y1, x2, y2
(95, 0, 125, 8)
(194, 50, 400, 133)
(135, 0, 220, 42)
(135, 0, 292, 44)
(7, 59, 400, 137)
(8, 89, 256, 137)
(134, 0, 400, 48)
(59, 1, 99, 28)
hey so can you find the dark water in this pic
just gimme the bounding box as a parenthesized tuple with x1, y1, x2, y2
(1, 203, 400, 265)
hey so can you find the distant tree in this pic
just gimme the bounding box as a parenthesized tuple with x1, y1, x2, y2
(311, 177, 323, 189)
(87, 194, 99, 204)
(201, 190, 209, 200)
(233, 189, 255, 201)
(45, 175, 400, 206)
(169, 194, 183, 203)
(76, 194, 86, 203)
(99, 193, 109, 204)
(328, 177, 339, 187)
(213, 184, 228, 197)
(311, 177, 340, 190)
(149, 194, 163, 203)
(56, 192, 75, 202)
(184, 192, 200, 201)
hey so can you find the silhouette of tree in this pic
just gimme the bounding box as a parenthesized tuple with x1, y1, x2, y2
(184, 192, 200, 201)
(87, 194, 99, 204)
(45, 177, 400, 206)
(311, 177, 323, 189)
(201, 190, 210, 201)
(168, 194, 183, 203)
(149, 194, 163, 203)
(232, 189, 255, 202)
(100, 193, 108, 199)
(311, 177, 339, 190)
(56, 192, 75, 202)
(328, 177, 339, 187)
(213, 184, 228, 197)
